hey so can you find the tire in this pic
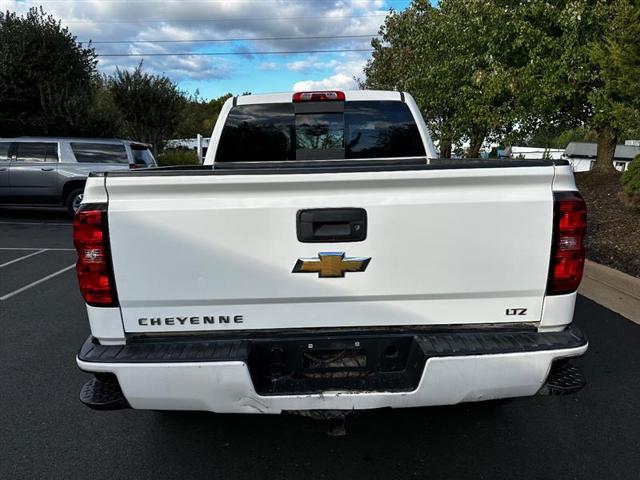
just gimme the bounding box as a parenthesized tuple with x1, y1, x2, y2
(66, 188, 84, 216)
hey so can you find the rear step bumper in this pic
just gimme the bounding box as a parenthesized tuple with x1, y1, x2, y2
(77, 325, 587, 413)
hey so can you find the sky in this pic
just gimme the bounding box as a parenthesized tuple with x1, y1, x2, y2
(3, 0, 412, 99)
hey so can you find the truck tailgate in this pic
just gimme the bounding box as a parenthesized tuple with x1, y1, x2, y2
(104, 166, 555, 333)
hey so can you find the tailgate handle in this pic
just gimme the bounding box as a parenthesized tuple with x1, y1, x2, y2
(297, 208, 367, 243)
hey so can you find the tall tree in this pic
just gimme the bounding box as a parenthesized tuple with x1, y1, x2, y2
(364, 1, 525, 158)
(109, 63, 185, 155)
(514, 0, 640, 172)
(82, 75, 125, 138)
(364, 2, 462, 157)
(364, 0, 640, 165)
(587, 0, 640, 172)
(0, 7, 97, 136)
(175, 93, 232, 139)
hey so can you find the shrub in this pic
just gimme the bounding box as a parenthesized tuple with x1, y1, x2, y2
(157, 149, 200, 166)
(621, 154, 640, 206)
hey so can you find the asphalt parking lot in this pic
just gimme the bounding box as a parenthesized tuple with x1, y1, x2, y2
(1, 208, 639, 480)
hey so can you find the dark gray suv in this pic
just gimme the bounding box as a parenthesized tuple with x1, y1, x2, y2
(0, 137, 156, 214)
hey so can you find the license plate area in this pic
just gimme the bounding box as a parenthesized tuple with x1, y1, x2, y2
(248, 335, 426, 395)
(302, 348, 366, 370)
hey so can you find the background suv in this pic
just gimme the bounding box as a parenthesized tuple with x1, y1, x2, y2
(0, 137, 156, 214)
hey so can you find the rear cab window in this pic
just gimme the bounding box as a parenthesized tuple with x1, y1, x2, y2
(71, 143, 128, 164)
(14, 142, 58, 162)
(215, 100, 425, 162)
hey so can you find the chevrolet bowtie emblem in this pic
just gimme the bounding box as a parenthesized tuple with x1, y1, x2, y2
(292, 252, 371, 278)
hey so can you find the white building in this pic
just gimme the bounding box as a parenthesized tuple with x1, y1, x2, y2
(164, 135, 210, 163)
(504, 146, 564, 160)
(563, 142, 639, 172)
(164, 137, 210, 151)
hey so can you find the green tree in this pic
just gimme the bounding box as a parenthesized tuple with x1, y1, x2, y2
(175, 93, 232, 139)
(364, 1, 530, 158)
(364, 0, 640, 164)
(364, 3, 455, 157)
(364, 2, 461, 157)
(80, 75, 125, 138)
(587, 0, 640, 172)
(500, 0, 640, 171)
(109, 63, 185, 155)
(0, 7, 97, 136)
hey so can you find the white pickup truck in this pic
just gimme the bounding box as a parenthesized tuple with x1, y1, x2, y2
(75, 90, 588, 416)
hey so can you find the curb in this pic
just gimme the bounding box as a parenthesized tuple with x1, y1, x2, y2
(579, 260, 640, 324)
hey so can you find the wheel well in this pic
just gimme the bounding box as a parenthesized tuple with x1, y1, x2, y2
(62, 180, 86, 203)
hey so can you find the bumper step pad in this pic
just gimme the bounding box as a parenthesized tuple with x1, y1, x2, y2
(542, 361, 586, 395)
(80, 374, 129, 410)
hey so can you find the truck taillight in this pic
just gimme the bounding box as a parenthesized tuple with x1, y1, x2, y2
(73, 205, 118, 307)
(292, 91, 345, 102)
(547, 191, 587, 295)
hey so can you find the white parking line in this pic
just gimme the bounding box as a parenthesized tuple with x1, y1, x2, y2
(0, 247, 74, 251)
(0, 249, 47, 268)
(0, 264, 76, 301)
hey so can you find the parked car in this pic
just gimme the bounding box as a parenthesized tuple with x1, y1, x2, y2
(74, 90, 587, 418)
(0, 137, 156, 215)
